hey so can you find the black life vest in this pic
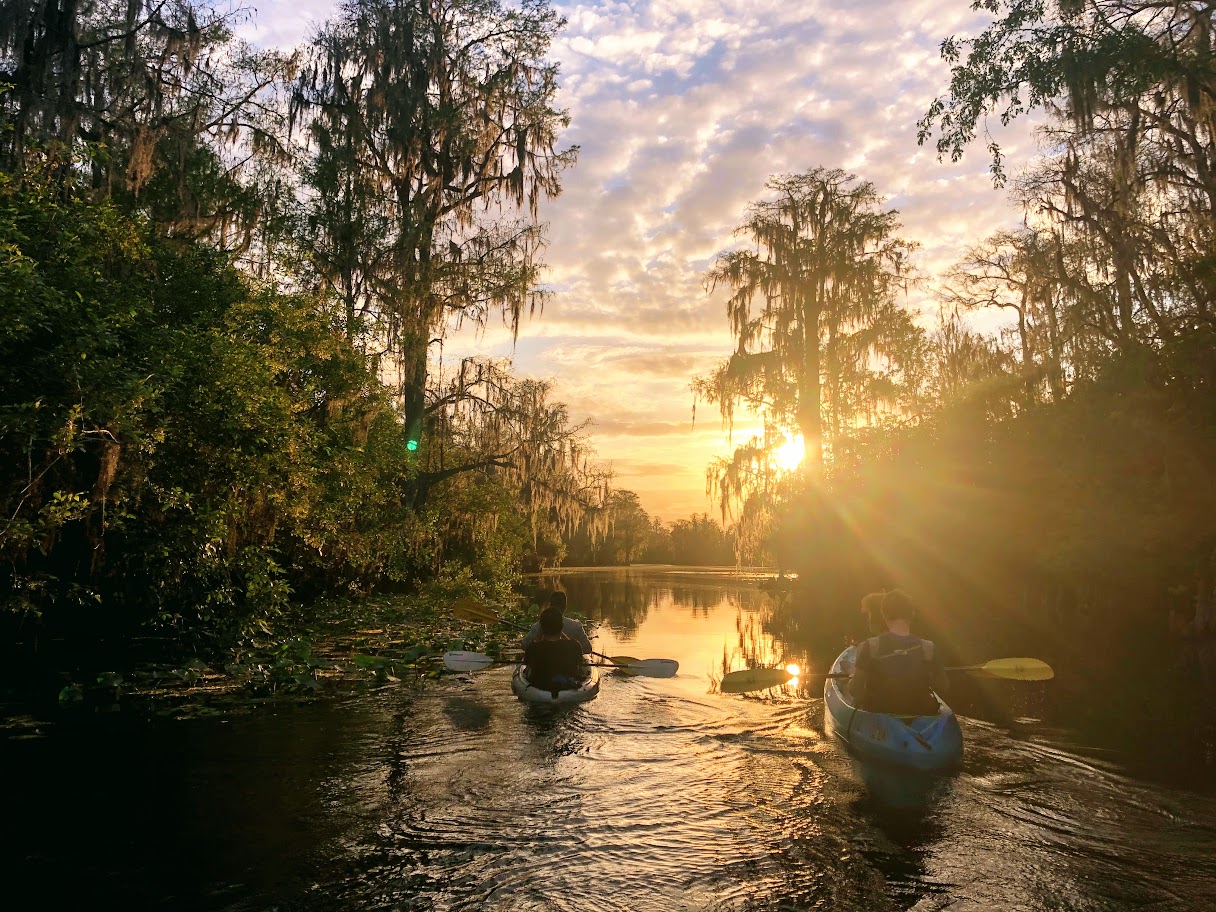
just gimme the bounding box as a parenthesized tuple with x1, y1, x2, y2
(523, 639, 584, 689)
(858, 634, 940, 716)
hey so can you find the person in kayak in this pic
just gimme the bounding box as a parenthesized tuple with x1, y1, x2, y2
(850, 589, 949, 716)
(523, 606, 587, 691)
(522, 591, 593, 654)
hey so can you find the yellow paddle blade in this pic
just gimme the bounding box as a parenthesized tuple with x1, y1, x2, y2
(450, 597, 500, 624)
(609, 656, 640, 674)
(974, 657, 1055, 681)
(627, 659, 679, 678)
(719, 667, 794, 694)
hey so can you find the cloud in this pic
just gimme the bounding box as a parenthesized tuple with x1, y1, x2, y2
(240, 0, 1039, 521)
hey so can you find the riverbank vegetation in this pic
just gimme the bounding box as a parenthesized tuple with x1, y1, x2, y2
(697, 0, 1216, 670)
(0, 0, 609, 694)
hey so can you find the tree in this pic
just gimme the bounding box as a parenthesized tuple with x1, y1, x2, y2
(918, 1, 1215, 345)
(667, 514, 735, 566)
(606, 490, 650, 564)
(423, 359, 611, 539)
(694, 168, 915, 474)
(941, 228, 1074, 406)
(291, 0, 577, 451)
(0, 0, 287, 245)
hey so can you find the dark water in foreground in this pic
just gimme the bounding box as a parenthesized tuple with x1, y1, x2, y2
(6, 568, 1216, 910)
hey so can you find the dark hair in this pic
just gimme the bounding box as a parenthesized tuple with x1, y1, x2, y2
(548, 591, 567, 613)
(539, 605, 564, 636)
(881, 589, 917, 623)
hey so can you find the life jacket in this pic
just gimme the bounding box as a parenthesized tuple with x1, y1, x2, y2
(858, 633, 940, 716)
(523, 638, 584, 691)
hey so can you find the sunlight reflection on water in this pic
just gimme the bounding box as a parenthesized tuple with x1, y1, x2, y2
(7, 567, 1216, 911)
(302, 568, 1216, 911)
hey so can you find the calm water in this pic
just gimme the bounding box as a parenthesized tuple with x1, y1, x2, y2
(6, 567, 1216, 910)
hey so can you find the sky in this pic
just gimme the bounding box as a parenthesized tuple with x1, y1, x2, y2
(239, 0, 1035, 522)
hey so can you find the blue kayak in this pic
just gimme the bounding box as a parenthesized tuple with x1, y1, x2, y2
(823, 645, 963, 771)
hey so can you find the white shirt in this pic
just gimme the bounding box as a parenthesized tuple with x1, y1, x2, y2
(521, 616, 593, 653)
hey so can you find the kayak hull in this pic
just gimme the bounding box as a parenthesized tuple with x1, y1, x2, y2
(512, 664, 600, 704)
(824, 646, 963, 771)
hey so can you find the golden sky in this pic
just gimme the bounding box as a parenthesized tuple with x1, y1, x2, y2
(242, 0, 1034, 521)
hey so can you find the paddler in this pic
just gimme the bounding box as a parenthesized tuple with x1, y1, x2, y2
(850, 589, 949, 716)
(523, 605, 587, 691)
(522, 591, 593, 654)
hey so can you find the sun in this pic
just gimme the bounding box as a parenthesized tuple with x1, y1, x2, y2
(773, 436, 805, 471)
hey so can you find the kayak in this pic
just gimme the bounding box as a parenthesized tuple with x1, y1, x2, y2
(823, 645, 963, 771)
(511, 663, 600, 704)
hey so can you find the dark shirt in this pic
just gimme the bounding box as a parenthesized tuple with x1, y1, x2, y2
(523, 638, 585, 688)
(851, 632, 948, 716)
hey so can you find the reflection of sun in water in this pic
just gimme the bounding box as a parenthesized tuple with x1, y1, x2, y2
(774, 436, 805, 471)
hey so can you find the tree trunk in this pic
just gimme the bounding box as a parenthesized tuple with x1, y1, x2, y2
(799, 303, 823, 470)
(401, 330, 428, 508)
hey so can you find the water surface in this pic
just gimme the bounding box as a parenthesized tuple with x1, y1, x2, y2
(6, 567, 1216, 910)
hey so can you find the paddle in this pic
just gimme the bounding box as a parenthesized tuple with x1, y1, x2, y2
(719, 657, 1055, 694)
(948, 657, 1055, 681)
(443, 650, 677, 678)
(719, 667, 795, 694)
(449, 597, 678, 677)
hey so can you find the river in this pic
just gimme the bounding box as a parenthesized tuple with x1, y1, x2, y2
(5, 567, 1216, 910)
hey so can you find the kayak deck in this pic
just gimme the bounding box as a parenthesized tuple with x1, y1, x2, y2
(823, 645, 963, 771)
(511, 664, 601, 704)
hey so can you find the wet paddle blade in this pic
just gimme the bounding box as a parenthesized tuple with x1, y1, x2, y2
(618, 658, 678, 678)
(719, 667, 794, 694)
(976, 657, 1054, 681)
(443, 650, 496, 672)
(450, 597, 501, 624)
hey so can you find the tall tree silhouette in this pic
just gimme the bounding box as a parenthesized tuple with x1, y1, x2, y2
(291, 0, 576, 456)
(695, 168, 914, 473)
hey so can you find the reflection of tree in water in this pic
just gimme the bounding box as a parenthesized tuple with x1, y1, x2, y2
(530, 570, 778, 637)
(761, 590, 865, 669)
(530, 572, 651, 635)
(705, 591, 877, 697)
(704, 608, 812, 698)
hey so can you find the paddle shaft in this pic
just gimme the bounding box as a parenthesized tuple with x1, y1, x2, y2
(720, 655, 1053, 694)
(825, 662, 1041, 679)
(492, 616, 623, 667)
(450, 598, 678, 675)
(458, 604, 627, 667)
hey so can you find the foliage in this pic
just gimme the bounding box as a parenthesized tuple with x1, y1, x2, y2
(0, 165, 528, 646)
(290, 0, 576, 453)
(563, 500, 735, 568)
(422, 359, 611, 542)
(0, 0, 609, 666)
(694, 168, 917, 475)
(0, 0, 290, 247)
(563, 489, 649, 565)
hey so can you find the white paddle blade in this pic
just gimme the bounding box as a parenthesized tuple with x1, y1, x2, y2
(443, 650, 496, 672)
(719, 667, 794, 694)
(620, 658, 679, 678)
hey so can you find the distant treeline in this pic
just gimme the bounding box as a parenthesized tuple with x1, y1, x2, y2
(553, 493, 736, 568)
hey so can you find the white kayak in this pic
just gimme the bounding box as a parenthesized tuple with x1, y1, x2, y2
(511, 663, 601, 704)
